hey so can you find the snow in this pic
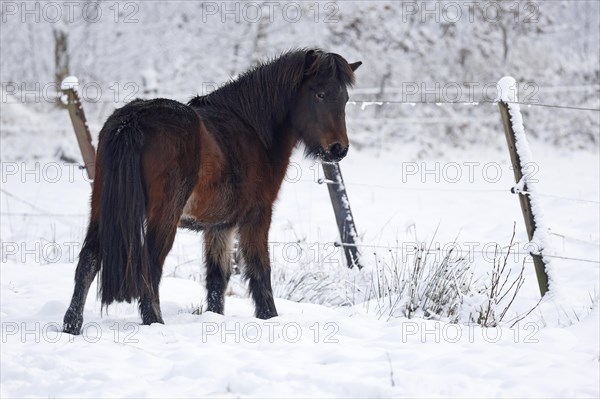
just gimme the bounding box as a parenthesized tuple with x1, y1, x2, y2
(1, 264, 598, 398)
(1, 138, 599, 397)
(60, 76, 80, 91)
(141, 69, 160, 95)
(1, 1, 599, 396)
(359, 101, 384, 111)
(496, 76, 518, 103)
(498, 76, 552, 263)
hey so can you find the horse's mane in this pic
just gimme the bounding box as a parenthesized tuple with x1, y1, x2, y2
(188, 48, 356, 148)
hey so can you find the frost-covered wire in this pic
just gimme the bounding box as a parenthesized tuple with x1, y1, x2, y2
(348, 99, 600, 112)
(516, 190, 600, 205)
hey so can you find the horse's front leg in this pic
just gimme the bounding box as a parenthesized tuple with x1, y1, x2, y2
(239, 208, 278, 319)
(63, 221, 100, 335)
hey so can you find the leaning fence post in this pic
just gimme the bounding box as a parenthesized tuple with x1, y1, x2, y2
(321, 162, 362, 269)
(497, 76, 549, 297)
(60, 76, 96, 182)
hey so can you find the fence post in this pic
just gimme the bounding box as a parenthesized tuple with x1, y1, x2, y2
(61, 77, 96, 182)
(497, 76, 549, 297)
(321, 162, 362, 269)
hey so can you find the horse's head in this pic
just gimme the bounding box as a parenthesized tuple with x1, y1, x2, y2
(292, 50, 361, 162)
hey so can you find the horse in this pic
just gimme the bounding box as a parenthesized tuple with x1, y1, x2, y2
(62, 49, 361, 334)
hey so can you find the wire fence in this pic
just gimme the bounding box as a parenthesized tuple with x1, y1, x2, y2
(3, 80, 600, 113)
(4, 98, 600, 112)
(300, 177, 600, 204)
(3, 96, 598, 141)
(348, 100, 600, 113)
(2, 97, 599, 267)
(2, 179, 599, 265)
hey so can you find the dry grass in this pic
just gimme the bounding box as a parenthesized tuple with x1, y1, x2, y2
(271, 225, 538, 327)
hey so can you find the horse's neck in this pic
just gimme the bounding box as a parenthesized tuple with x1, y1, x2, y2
(268, 124, 299, 182)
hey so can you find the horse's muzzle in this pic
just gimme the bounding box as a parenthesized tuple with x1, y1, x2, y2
(323, 143, 349, 162)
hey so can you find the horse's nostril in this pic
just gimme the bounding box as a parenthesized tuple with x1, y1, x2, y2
(330, 143, 343, 157)
(339, 146, 348, 158)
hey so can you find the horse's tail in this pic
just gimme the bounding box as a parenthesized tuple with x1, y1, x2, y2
(97, 115, 151, 306)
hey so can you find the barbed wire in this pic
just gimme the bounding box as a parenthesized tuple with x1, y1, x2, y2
(349, 85, 600, 95)
(500, 100, 600, 112)
(333, 242, 600, 264)
(3, 98, 600, 112)
(4, 83, 599, 101)
(348, 100, 600, 112)
(4, 209, 599, 254)
(517, 190, 600, 205)
(308, 178, 600, 204)
(0, 188, 52, 215)
(549, 230, 600, 247)
(0, 212, 87, 218)
(3, 85, 598, 270)
(222, 239, 600, 265)
(0, 188, 84, 228)
(315, 179, 508, 193)
(2, 213, 597, 265)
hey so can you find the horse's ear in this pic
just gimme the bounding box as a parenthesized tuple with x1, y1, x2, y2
(304, 49, 318, 72)
(349, 61, 362, 72)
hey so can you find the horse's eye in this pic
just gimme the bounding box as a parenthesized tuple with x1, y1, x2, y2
(316, 92, 326, 100)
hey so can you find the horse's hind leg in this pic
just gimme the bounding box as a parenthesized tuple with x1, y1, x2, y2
(64, 170, 104, 335)
(204, 227, 235, 314)
(138, 160, 195, 325)
(138, 220, 178, 325)
(63, 220, 100, 335)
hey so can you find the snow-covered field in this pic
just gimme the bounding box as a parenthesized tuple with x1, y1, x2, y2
(1, 118, 599, 396)
(1, 0, 599, 396)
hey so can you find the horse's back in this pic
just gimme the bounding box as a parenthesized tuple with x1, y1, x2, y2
(95, 98, 202, 221)
(100, 98, 200, 143)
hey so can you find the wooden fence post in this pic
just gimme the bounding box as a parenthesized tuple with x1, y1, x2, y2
(61, 78, 96, 182)
(321, 162, 362, 269)
(497, 77, 549, 296)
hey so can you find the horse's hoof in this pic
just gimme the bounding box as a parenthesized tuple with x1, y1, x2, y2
(255, 309, 278, 320)
(141, 313, 164, 325)
(142, 318, 165, 326)
(63, 309, 83, 335)
(206, 304, 224, 315)
(206, 293, 225, 315)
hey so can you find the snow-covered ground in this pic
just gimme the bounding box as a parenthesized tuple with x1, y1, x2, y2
(1, 267, 598, 398)
(1, 0, 599, 395)
(1, 114, 599, 396)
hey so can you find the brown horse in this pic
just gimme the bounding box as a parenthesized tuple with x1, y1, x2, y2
(63, 49, 361, 334)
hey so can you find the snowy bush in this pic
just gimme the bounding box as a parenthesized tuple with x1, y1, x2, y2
(469, 228, 535, 327)
(359, 242, 479, 323)
(270, 228, 534, 327)
(271, 245, 360, 307)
